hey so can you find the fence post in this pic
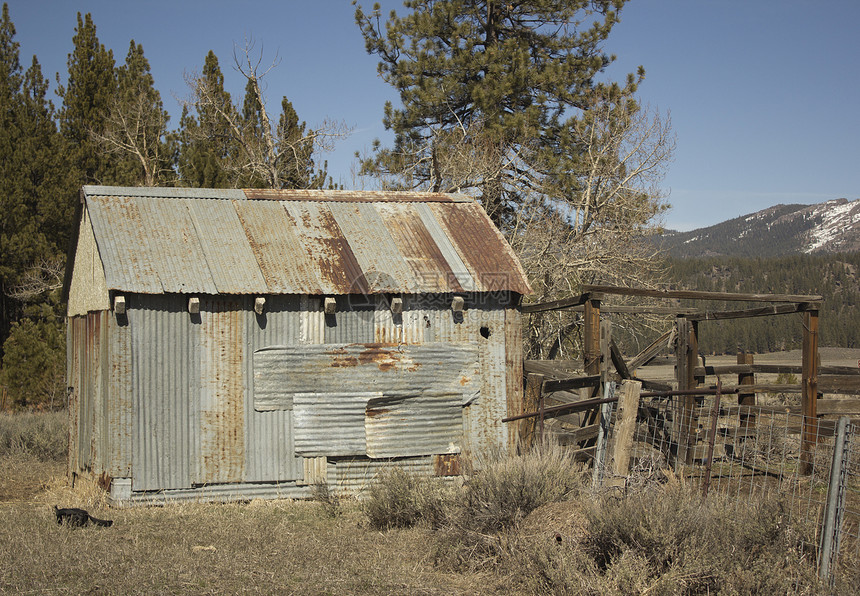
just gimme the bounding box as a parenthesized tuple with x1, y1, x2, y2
(819, 416, 850, 583)
(592, 381, 616, 489)
(520, 373, 544, 450)
(801, 309, 819, 475)
(737, 351, 756, 430)
(610, 379, 642, 481)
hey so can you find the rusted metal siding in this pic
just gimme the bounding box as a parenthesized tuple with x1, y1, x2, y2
(294, 392, 379, 457)
(252, 342, 479, 410)
(198, 297, 245, 483)
(329, 456, 437, 497)
(323, 298, 375, 344)
(107, 311, 133, 477)
(365, 393, 465, 458)
(130, 295, 198, 491)
(244, 295, 303, 483)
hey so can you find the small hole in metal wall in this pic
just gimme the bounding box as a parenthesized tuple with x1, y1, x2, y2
(480, 326, 491, 339)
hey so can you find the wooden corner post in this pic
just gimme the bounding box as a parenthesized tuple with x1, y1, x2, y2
(675, 317, 698, 465)
(801, 309, 819, 475)
(583, 294, 601, 378)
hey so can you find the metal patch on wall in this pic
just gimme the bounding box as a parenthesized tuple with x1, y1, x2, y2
(252, 342, 479, 411)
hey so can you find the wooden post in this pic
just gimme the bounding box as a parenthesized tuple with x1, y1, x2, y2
(583, 295, 601, 378)
(611, 379, 642, 480)
(675, 318, 697, 465)
(737, 351, 756, 430)
(801, 309, 819, 475)
(520, 373, 544, 451)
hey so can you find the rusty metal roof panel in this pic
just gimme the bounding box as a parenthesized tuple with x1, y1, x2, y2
(233, 200, 324, 294)
(86, 195, 164, 293)
(376, 203, 463, 293)
(81, 187, 530, 295)
(84, 185, 246, 200)
(428, 202, 532, 295)
(413, 203, 477, 292)
(131, 197, 218, 294)
(186, 199, 268, 294)
(282, 202, 369, 294)
(243, 188, 469, 202)
(329, 202, 415, 293)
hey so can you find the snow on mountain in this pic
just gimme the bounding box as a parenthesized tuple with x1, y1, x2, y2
(657, 198, 860, 258)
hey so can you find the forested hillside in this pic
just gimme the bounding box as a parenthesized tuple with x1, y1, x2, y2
(667, 253, 860, 354)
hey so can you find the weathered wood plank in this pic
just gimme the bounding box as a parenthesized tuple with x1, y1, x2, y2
(522, 292, 597, 313)
(609, 339, 632, 379)
(543, 375, 601, 394)
(688, 302, 817, 321)
(628, 330, 673, 372)
(611, 380, 642, 478)
(524, 360, 580, 378)
(582, 284, 823, 304)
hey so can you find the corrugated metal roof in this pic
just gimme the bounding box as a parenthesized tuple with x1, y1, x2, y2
(81, 186, 531, 295)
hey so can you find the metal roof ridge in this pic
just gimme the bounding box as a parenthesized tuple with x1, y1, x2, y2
(83, 186, 247, 200)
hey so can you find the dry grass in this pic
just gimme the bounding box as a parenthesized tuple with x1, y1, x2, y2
(1, 410, 856, 594)
(0, 483, 492, 595)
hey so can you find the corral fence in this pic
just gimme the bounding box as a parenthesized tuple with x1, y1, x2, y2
(511, 285, 860, 586)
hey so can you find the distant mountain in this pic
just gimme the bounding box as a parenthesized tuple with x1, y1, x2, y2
(657, 198, 860, 258)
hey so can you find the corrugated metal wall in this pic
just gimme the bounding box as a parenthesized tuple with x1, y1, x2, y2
(244, 295, 303, 483)
(68, 291, 521, 496)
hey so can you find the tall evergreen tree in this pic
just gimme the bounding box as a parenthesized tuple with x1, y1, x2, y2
(180, 48, 338, 189)
(356, 1, 672, 358)
(0, 4, 69, 405)
(355, 0, 645, 223)
(177, 50, 233, 188)
(56, 12, 116, 185)
(97, 40, 174, 186)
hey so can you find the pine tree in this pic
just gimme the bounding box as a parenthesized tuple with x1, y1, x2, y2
(180, 48, 339, 189)
(0, 4, 68, 404)
(177, 51, 233, 188)
(356, 1, 671, 358)
(97, 40, 174, 186)
(56, 12, 117, 185)
(355, 0, 649, 223)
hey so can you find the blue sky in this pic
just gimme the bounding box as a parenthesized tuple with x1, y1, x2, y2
(7, 0, 859, 231)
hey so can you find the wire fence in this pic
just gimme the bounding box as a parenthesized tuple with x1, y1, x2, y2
(543, 386, 860, 587)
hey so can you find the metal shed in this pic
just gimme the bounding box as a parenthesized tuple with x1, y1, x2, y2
(63, 186, 532, 503)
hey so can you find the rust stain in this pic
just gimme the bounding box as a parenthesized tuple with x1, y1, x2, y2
(430, 202, 531, 294)
(434, 454, 461, 477)
(378, 205, 463, 293)
(459, 375, 472, 386)
(329, 356, 359, 367)
(365, 407, 390, 418)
